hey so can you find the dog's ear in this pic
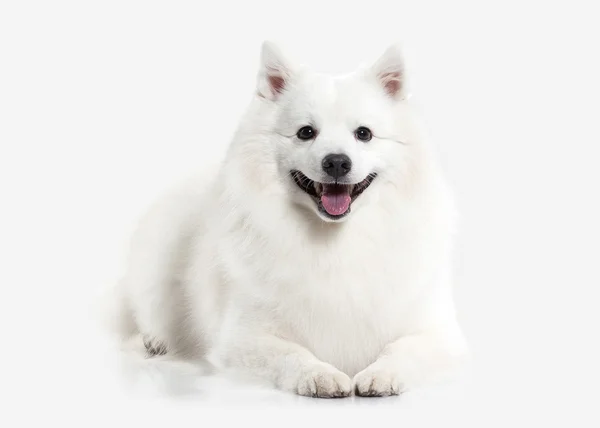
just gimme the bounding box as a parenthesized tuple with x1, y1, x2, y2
(369, 44, 406, 100)
(257, 41, 294, 101)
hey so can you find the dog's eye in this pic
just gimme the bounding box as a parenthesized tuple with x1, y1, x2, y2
(355, 127, 372, 142)
(296, 126, 316, 141)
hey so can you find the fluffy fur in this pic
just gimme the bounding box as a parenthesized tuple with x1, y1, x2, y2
(112, 41, 468, 398)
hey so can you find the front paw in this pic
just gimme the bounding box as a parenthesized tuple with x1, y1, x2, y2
(353, 364, 405, 397)
(295, 363, 352, 398)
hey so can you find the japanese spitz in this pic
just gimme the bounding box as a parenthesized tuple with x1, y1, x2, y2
(110, 41, 468, 398)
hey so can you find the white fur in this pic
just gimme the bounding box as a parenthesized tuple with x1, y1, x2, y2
(112, 42, 468, 398)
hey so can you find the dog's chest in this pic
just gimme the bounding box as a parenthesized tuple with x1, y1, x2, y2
(230, 220, 428, 375)
(280, 247, 421, 375)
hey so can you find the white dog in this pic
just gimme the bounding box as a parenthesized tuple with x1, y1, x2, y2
(111, 41, 468, 398)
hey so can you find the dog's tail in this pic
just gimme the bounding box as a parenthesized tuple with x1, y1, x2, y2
(95, 281, 138, 341)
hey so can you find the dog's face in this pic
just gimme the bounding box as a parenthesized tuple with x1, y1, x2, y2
(251, 42, 410, 223)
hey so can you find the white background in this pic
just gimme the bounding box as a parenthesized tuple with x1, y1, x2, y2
(1, 0, 599, 426)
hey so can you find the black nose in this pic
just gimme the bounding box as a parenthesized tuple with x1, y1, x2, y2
(322, 153, 352, 179)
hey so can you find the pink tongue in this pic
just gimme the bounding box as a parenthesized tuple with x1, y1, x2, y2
(321, 186, 351, 216)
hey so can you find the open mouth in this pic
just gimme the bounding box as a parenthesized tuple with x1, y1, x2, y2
(290, 170, 377, 220)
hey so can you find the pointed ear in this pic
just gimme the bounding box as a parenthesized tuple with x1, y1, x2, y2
(370, 44, 406, 99)
(257, 41, 294, 100)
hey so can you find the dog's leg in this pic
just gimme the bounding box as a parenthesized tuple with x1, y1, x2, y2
(213, 333, 352, 398)
(353, 329, 468, 396)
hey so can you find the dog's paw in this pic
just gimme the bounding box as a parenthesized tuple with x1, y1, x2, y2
(295, 364, 352, 398)
(143, 335, 168, 357)
(353, 365, 405, 397)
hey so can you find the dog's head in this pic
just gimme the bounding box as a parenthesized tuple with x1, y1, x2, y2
(231, 42, 417, 223)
